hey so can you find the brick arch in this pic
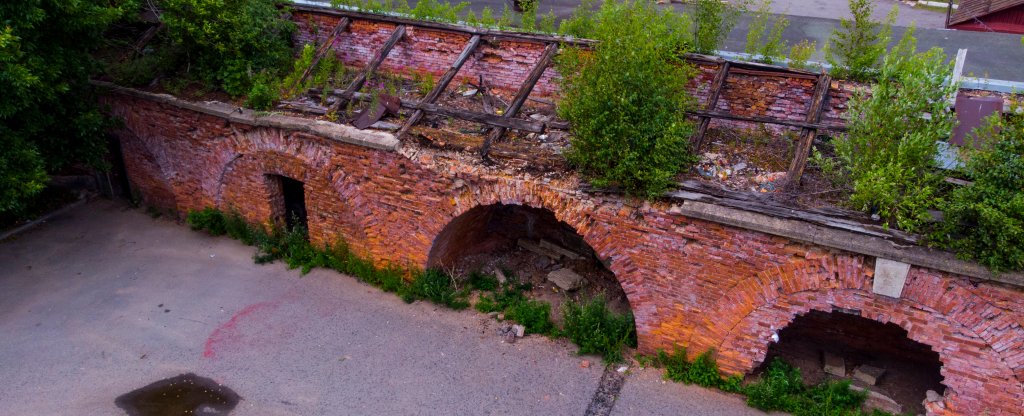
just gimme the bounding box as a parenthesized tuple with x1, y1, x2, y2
(116, 130, 179, 210)
(705, 259, 1024, 414)
(427, 177, 650, 319)
(214, 129, 370, 250)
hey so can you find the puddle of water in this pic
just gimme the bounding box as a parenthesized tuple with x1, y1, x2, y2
(114, 373, 240, 416)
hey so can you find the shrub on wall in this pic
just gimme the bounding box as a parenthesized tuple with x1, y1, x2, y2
(556, 0, 697, 198)
(829, 29, 956, 232)
(934, 110, 1024, 272)
(161, 0, 295, 97)
(824, 0, 896, 81)
(692, 0, 742, 55)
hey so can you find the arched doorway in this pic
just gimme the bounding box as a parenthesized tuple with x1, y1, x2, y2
(428, 203, 632, 321)
(758, 309, 945, 414)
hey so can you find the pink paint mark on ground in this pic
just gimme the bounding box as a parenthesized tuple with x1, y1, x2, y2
(203, 302, 276, 359)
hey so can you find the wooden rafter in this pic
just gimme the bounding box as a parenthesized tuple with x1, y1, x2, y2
(328, 24, 407, 113)
(396, 34, 481, 140)
(319, 89, 548, 132)
(692, 61, 731, 151)
(786, 73, 833, 187)
(687, 109, 844, 132)
(480, 43, 558, 159)
(291, 17, 351, 91)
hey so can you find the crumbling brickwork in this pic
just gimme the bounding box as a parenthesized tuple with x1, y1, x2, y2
(105, 92, 1024, 415)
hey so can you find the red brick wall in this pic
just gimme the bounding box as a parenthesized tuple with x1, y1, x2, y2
(105, 92, 1024, 415)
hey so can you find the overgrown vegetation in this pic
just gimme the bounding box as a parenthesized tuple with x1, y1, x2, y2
(934, 109, 1024, 272)
(1, 0, 137, 215)
(642, 351, 889, 415)
(556, 0, 697, 198)
(825, 0, 896, 81)
(187, 207, 637, 359)
(826, 29, 956, 231)
(692, 0, 742, 55)
(160, 0, 295, 97)
(744, 0, 788, 64)
(788, 39, 817, 70)
(185, 207, 469, 307)
(562, 296, 637, 362)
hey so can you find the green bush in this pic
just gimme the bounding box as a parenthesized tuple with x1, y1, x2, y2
(788, 40, 817, 70)
(744, 0, 789, 64)
(745, 358, 870, 416)
(693, 0, 742, 55)
(934, 111, 1024, 271)
(506, 299, 556, 335)
(408, 268, 470, 309)
(557, 0, 697, 198)
(830, 29, 957, 231)
(562, 296, 637, 362)
(161, 0, 295, 96)
(825, 0, 896, 81)
(467, 270, 500, 291)
(246, 75, 280, 110)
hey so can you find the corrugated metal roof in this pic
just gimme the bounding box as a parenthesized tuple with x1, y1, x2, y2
(949, 0, 1024, 26)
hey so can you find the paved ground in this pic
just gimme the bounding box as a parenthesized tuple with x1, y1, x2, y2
(0, 199, 769, 415)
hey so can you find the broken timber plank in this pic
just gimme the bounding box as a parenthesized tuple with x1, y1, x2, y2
(320, 89, 545, 132)
(122, 23, 165, 61)
(692, 61, 731, 151)
(396, 34, 481, 140)
(328, 24, 406, 113)
(291, 17, 351, 92)
(786, 73, 832, 188)
(687, 109, 845, 131)
(480, 42, 558, 160)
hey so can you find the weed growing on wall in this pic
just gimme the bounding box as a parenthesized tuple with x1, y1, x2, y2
(185, 207, 469, 306)
(830, 28, 956, 232)
(557, 0, 698, 198)
(825, 0, 896, 81)
(934, 110, 1024, 272)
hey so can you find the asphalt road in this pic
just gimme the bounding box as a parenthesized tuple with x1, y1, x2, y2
(0, 199, 770, 415)
(305, 0, 1024, 81)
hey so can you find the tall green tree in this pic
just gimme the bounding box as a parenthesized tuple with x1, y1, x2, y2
(557, 0, 697, 198)
(824, 0, 896, 81)
(1, 0, 136, 214)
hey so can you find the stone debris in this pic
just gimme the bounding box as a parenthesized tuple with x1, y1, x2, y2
(547, 268, 584, 292)
(517, 238, 583, 261)
(462, 88, 478, 96)
(539, 239, 582, 260)
(496, 323, 526, 343)
(853, 365, 886, 386)
(851, 385, 902, 414)
(616, 365, 628, 373)
(518, 238, 557, 259)
(580, 360, 591, 368)
(823, 351, 846, 376)
(925, 390, 943, 403)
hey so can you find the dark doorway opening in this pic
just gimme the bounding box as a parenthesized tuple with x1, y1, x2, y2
(428, 203, 631, 323)
(276, 176, 307, 231)
(756, 309, 945, 414)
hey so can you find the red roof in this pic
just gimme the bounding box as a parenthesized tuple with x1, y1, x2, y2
(948, 0, 1024, 26)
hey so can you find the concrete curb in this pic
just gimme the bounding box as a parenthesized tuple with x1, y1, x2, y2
(0, 196, 92, 242)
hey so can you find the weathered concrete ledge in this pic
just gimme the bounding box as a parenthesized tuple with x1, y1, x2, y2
(671, 198, 1024, 287)
(92, 81, 399, 151)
